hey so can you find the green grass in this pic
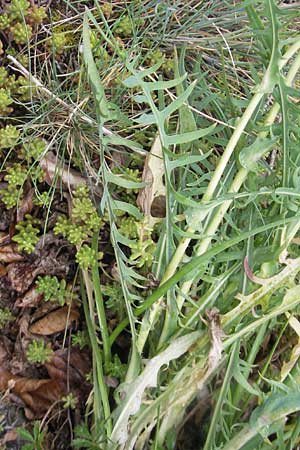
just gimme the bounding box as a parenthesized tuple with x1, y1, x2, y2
(2, 0, 300, 449)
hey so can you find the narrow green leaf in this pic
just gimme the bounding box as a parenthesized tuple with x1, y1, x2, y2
(160, 81, 196, 120)
(106, 172, 148, 189)
(134, 113, 156, 125)
(82, 14, 109, 118)
(164, 124, 216, 146)
(239, 137, 278, 172)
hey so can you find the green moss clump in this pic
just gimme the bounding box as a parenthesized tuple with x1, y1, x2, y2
(0, 14, 11, 30)
(10, 22, 33, 44)
(51, 32, 68, 54)
(54, 185, 102, 246)
(0, 308, 14, 328)
(8, 0, 30, 21)
(0, 125, 20, 148)
(26, 340, 53, 364)
(12, 214, 41, 253)
(29, 6, 47, 25)
(75, 245, 98, 270)
(0, 88, 13, 115)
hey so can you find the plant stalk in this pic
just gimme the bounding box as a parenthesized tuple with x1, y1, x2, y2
(91, 232, 111, 369)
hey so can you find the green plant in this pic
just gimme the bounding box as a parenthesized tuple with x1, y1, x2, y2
(54, 185, 102, 246)
(26, 340, 53, 364)
(0, 88, 13, 115)
(4, 163, 27, 185)
(0, 125, 20, 148)
(8, 0, 30, 21)
(102, 282, 125, 320)
(12, 215, 40, 253)
(35, 275, 69, 306)
(29, 6, 47, 25)
(129, 236, 155, 268)
(106, 354, 127, 380)
(0, 308, 14, 328)
(72, 423, 103, 450)
(51, 31, 68, 54)
(10, 22, 32, 44)
(62, 392, 77, 410)
(71, 330, 90, 349)
(75, 245, 98, 270)
(17, 421, 45, 450)
(114, 15, 133, 38)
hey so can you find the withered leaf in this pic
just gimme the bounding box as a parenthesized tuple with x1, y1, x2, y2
(0, 245, 24, 263)
(0, 368, 65, 417)
(29, 306, 79, 335)
(16, 188, 35, 223)
(7, 263, 40, 293)
(0, 200, 14, 231)
(46, 349, 91, 388)
(206, 308, 224, 370)
(40, 152, 102, 197)
(15, 287, 43, 308)
(7, 234, 72, 294)
(137, 134, 166, 228)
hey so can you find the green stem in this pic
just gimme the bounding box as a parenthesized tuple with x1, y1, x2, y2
(91, 233, 111, 369)
(80, 273, 112, 438)
(172, 44, 300, 317)
(152, 42, 300, 349)
(109, 214, 300, 345)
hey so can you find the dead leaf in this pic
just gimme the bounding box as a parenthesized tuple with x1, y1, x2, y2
(206, 308, 225, 370)
(0, 368, 65, 417)
(7, 234, 72, 293)
(0, 336, 12, 368)
(16, 188, 35, 222)
(0, 264, 6, 276)
(0, 200, 14, 231)
(45, 348, 91, 389)
(2, 429, 18, 444)
(7, 263, 41, 293)
(40, 152, 102, 197)
(15, 287, 43, 308)
(0, 245, 24, 263)
(137, 134, 166, 229)
(0, 275, 16, 304)
(29, 306, 79, 335)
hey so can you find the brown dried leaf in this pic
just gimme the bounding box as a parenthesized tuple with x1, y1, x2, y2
(15, 287, 43, 308)
(7, 234, 72, 293)
(137, 134, 166, 228)
(0, 200, 14, 231)
(29, 306, 79, 335)
(7, 263, 40, 293)
(16, 188, 35, 223)
(0, 336, 12, 368)
(206, 308, 225, 370)
(40, 151, 102, 196)
(2, 429, 18, 444)
(46, 348, 91, 387)
(0, 264, 6, 276)
(0, 368, 65, 416)
(0, 245, 24, 263)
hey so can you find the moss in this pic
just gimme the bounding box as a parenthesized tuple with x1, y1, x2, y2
(12, 215, 41, 253)
(51, 32, 68, 54)
(0, 125, 20, 149)
(0, 88, 13, 115)
(0, 14, 12, 30)
(8, 0, 30, 21)
(29, 6, 47, 25)
(10, 22, 33, 44)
